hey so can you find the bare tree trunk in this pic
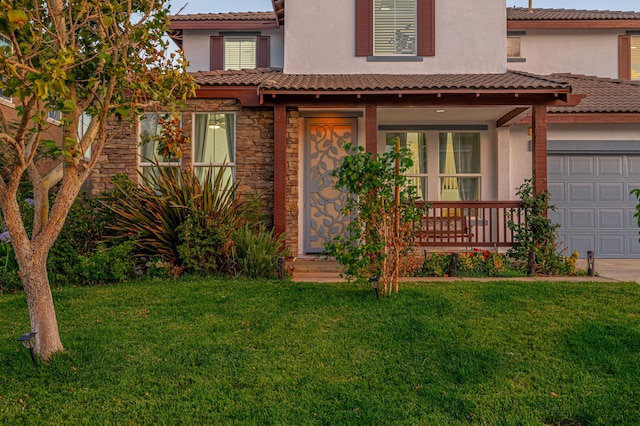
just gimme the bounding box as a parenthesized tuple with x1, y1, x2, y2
(19, 246, 64, 360)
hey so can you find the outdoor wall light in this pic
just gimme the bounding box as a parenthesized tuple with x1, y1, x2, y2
(18, 331, 38, 367)
(369, 276, 380, 300)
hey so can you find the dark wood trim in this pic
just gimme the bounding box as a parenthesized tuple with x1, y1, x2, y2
(273, 105, 287, 237)
(496, 107, 529, 127)
(531, 105, 547, 196)
(548, 113, 640, 124)
(194, 87, 262, 106)
(210, 36, 223, 70)
(365, 105, 377, 153)
(417, 0, 436, 56)
(169, 21, 279, 30)
(508, 20, 640, 30)
(257, 36, 271, 68)
(355, 0, 373, 57)
(379, 124, 488, 131)
(619, 35, 632, 80)
(299, 111, 363, 118)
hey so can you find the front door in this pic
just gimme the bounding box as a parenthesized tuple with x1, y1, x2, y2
(304, 118, 357, 254)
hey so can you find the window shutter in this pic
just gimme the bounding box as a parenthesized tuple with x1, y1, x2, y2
(210, 36, 224, 70)
(257, 36, 270, 68)
(417, 0, 435, 56)
(619, 35, 631, 80)
(355, 0, 373, 56)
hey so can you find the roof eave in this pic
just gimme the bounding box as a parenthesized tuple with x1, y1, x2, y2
(508, 19, 640, 29)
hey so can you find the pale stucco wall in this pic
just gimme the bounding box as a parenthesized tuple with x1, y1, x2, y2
(283, 0, 507, 74)
(506, 123, 640, 200)
(507, 29, 622, 78)
(182, 28, 285, 72)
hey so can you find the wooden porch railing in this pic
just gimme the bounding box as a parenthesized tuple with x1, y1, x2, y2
(413, 201, 524, 248)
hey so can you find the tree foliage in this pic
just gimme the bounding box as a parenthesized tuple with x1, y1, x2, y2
(325, 142, 425, 295)
(0, 0, 196, 360)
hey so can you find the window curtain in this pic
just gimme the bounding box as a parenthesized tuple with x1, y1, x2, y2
(194, 114, 208, 163)
(140, 114, 159, 161)
(452, 134, 479, 201)
(224, 114, 235, 162)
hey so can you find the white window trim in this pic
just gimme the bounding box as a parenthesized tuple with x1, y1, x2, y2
(192, 112, 237, 182)
(0, 33, 13, 105)
(138, 113, 182, 176)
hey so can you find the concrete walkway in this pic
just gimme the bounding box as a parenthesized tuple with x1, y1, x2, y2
(291, 257, 640, 283)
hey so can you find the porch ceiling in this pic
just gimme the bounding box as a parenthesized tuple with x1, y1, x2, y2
(378, 107, 515, 124)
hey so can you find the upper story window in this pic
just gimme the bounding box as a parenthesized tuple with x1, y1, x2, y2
(507, 31, 525, 63)
(374, 0, 417, 55)
(0, 33, 12, 103)
(210, 34, 270, 70)
(48, 110, 62, 122)
(356, 0, 435, 58)
(620, 33, 640, 80)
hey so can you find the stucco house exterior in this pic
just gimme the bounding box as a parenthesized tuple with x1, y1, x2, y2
(89, 1, 640, 259)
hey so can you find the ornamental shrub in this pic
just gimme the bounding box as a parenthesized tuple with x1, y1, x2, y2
(507, 178, 576, 275)
(232, 224, 287, 279)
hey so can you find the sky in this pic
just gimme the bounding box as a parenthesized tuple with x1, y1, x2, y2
(168, 0, 640, 15)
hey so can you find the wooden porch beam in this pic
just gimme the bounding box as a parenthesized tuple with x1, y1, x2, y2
(365, 105, 377, 153)
(496, 107, 529, 127)
(531, 105, 548, 195)
(273, 105, 287, 237)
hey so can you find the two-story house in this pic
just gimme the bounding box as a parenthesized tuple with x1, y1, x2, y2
(90, 1, 640, 259)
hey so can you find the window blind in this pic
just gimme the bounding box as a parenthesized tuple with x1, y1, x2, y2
(224, 37, 257, 70)
(374, 0, 417, 55)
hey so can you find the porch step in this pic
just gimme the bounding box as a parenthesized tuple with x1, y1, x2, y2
(292, 257, 343, 273)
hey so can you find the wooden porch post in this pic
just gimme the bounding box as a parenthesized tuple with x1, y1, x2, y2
(273, 105, 287, 236)
(365, 105, 377, 153)
(531, 105, 548, 195)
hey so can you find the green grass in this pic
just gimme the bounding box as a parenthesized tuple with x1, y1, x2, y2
(2, 278, 640, 425)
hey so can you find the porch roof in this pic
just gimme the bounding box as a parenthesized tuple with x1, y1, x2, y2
(547, 74, 640, 114)
(192, 69, 572, 91)
(507, 7, 640, 21)
(507, 7, 640, 29)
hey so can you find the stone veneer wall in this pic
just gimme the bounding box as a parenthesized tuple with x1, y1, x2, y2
(285, 109, 300, 254)
(85, 99, 305, 253)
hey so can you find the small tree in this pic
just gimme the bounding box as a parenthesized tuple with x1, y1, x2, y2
(507, 178, 572, 274)
(325, 141, 424, 295)
(0, 0, 196, 360)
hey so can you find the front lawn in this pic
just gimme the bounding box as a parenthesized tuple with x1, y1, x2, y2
(1, 278, 639, 425)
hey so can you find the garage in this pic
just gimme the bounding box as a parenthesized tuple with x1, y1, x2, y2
(547, 141, 640, 259)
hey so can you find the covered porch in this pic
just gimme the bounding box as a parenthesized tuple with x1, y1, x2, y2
(195, 70, 584, 255)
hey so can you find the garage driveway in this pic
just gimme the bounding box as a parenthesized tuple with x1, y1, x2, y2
(579, 258, 640, 283)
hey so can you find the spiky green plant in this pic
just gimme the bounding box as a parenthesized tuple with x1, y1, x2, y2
(105, 161, 243, 268)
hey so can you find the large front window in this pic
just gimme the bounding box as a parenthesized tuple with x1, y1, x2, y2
(386, 132, 428, 199)
(138, 113, 181, 180)
(374, 0, 417, 55)
(439, 132, 480, 201)
(384, 131, 481, 201)
(193, 113, 235, 184)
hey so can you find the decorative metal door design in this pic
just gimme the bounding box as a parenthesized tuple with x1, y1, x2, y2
(304, 118, 357, 253)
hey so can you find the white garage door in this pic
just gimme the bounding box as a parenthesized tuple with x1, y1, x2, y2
(548, 149, 640, 259)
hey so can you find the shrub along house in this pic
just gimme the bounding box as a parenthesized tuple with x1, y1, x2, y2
(89, 1, 640, 259)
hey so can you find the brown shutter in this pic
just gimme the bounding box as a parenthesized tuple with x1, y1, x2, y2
(210, 36, 224, 70)
(619, 35, 631, 80)
(355, 0, 373, 57)
(257, 36, 270, 68)
(417, 0, 435, 56)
